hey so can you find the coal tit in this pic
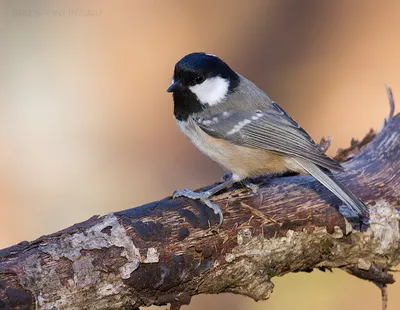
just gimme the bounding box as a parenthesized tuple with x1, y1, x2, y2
(167, 52, 368, 225)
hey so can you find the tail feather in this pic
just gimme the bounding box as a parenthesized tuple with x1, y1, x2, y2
(293, 158, 369, 218)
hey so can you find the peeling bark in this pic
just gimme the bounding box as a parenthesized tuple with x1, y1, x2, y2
(0, 107, 399, 309)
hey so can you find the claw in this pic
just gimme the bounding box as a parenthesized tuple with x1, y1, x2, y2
(172, 189, 223, 225)
(172, 178, 234, 226)
(203, 199, 223, 225)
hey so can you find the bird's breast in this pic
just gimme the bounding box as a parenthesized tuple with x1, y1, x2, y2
(175, 118, 225, 160)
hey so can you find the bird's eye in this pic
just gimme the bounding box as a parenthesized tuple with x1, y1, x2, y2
(195, 76, 205, 84)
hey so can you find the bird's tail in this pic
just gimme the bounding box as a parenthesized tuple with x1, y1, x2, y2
(293, 158, 369, 218)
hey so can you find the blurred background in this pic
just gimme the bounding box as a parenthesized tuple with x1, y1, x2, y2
(1, 0, 399, 309)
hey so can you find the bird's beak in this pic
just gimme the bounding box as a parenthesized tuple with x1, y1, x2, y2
(167, 81, 183, 93)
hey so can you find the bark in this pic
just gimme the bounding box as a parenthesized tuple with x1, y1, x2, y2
(0, 100, 399, 310)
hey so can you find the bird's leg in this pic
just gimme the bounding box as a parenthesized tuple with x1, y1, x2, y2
(221, 172, 232, 182)
(173, 177, 235, 225)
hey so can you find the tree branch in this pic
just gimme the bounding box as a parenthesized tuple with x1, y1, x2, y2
(0, 99, 399, 310)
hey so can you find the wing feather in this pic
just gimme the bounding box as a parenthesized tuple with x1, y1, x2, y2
(196, 104, 342, 171)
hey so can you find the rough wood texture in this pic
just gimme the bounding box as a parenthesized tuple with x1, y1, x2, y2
(0, 108, 399, 310)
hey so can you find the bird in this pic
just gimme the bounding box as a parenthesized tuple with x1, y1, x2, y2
(167, 52, 369, 225)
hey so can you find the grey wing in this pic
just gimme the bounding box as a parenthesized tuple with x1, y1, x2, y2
(195, 103, 342, 171)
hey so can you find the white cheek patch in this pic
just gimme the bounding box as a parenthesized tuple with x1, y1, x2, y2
(188, 76, 230, 106)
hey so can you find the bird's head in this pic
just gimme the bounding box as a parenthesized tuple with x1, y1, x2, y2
(167, 53, 240, 120)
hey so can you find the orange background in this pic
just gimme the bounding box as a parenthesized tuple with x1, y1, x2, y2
(1, 1, 399, 309)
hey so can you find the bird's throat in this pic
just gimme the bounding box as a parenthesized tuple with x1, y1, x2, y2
(173, 90, 204, 121)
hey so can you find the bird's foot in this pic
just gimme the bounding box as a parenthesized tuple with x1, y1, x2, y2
(172, 189, 223, 225)
(242, 180, 260, 194)
(242, 180, 264, 204)
(173, 188, 212, 200)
